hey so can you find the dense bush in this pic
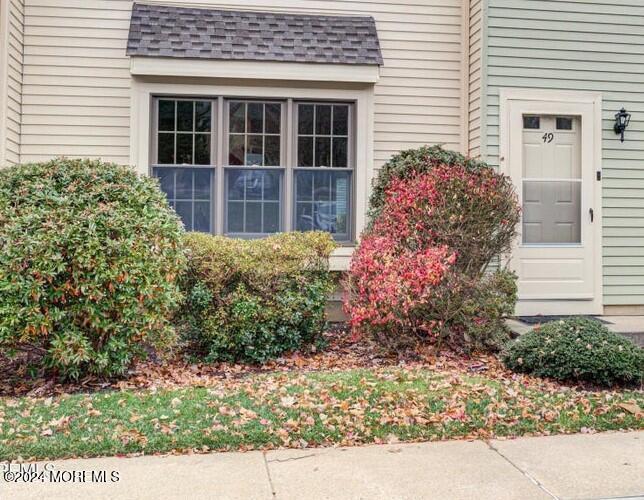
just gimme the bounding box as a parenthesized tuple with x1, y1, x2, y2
(179, 232, 336, 363)
(503, 317, 644, 387)
(345, 147, 520, 352)
(368, 145, 488, 224)
(0, 158, 186, 379)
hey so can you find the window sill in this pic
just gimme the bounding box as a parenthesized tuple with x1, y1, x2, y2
(329, 245, 355, 272)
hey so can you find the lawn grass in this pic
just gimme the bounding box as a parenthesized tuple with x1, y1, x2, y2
(1, 367, 642, 461)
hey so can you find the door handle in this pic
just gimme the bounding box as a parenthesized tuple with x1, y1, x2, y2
(589, 208, 594, 223)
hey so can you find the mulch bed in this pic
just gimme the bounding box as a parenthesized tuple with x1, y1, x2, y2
(0, 324, 498, 398)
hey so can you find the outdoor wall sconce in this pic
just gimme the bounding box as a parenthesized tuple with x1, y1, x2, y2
(614, 107, 631, 143)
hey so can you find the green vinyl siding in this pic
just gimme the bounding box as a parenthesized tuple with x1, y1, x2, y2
(482, 0, 644, 306)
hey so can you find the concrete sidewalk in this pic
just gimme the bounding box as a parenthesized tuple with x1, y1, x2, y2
(2, 431, 642, 500)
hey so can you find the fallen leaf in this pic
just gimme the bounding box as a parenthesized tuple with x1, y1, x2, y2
(618, 402, 641, 415)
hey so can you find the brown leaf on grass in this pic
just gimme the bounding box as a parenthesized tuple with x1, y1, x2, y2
(618, 402, 642, 416)
(119, 428, 148, 446)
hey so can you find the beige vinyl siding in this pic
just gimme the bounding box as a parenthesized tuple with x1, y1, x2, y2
(20, 0, 465, 168)
(21, 0, 132, 164)
(484, 0, 644, 306)
(3, 0, 25, 164)
(467, 0, 483, 157)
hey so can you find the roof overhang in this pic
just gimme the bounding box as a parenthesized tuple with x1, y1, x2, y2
(129, 56, 380, 84)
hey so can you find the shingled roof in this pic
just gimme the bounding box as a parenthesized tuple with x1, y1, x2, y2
(126, 3, 383, 66)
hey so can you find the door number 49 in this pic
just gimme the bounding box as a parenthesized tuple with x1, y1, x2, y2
(542, 133, 554, 143)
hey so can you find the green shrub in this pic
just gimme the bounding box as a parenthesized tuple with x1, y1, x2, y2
(0, 158, 186, 379)
(179, 232, 336, 363)
(503, 317, 644, 386)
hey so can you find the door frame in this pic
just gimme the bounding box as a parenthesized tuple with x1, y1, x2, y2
(499, 88, 603, 315)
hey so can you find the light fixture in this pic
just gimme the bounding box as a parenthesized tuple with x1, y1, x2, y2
(614, 107, 631, 143)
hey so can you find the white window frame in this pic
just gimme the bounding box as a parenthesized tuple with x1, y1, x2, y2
(131, 81, 374, 262)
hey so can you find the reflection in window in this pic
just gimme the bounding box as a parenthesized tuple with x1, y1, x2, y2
(226, 169, 282, 234)
(157, 99, 211, 165)
(556, 116, 573, 130)
(523, 115, 540, 130)
(152, 167, 212, 232)
(297, 104, 349, 167)
(295, 170, 351, 240)
(228, 101, 281, 166)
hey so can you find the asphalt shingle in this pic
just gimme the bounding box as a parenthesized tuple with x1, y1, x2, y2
(126, 3, 383, 66)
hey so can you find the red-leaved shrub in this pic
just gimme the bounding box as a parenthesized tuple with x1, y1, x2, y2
(345, 152, 520, 352)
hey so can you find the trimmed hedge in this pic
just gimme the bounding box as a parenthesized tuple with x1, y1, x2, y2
(0, 158, 186, 378)
(503, 317, 644, 387)
(179, 232, 336, 363)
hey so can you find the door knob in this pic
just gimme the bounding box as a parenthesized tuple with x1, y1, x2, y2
(589, 208, 594, 222)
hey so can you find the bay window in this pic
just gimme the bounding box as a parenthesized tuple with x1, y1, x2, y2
(151, 96, 354, 241)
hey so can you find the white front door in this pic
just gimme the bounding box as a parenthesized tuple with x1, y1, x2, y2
(502, 92, 602, 315)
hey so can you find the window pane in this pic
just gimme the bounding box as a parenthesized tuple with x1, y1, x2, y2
(556, 117, 573, 130)
(333, 105, 348, 135)
(296, 170, 313, 201)
(298, 137, 314, 167)
(265, 103, 281, 134)
(175, 169, 193, 199)
(193, 169, 211, 200)
(247, 102, 263, 133)
(176, 134, 193, 164)
(298, 104, 314, 134)
(226, 169, 282, 234)
(264, 135, 280, 166)
(315, 105, 332, 135)
(229, 134, 244, 165)
(246, 203, 262, 233)
(247, 135, 263, 166)
(152, 167, 213, 233)
(158, 100, 175, 131)
(295, 170, 350, 239)
(227, 169, 245, 200)
(195, 101, 211, 132)
(194, 202, 211, 233)
(194, 134, 210, 165)
(158, 133, 174, 164)
(264, 202, 280, 233)
(333, 137, 348, 167)
(314, 171, 331, 201)
(229, 102, 245, 133)
(523, 116, 540, 129)
(523, 181, 581, 244)
(296, 203, 313, 231)
(263, 172, 280, 201)
(175, 201, 192, 229)
(227, 201, 244, 232)
(315, 137, 331, 167)
(177, 101, 194, 132)
(245, 171, 263, 200)
(154, 167, 174, 199)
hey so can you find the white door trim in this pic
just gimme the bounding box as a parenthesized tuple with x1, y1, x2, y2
(499, 88, 603, 315)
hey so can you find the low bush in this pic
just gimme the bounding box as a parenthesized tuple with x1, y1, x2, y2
(0, 158, 186, 379)
(503, 317, 644, 387)
(345, 147, 521, 352)
(179, 232, 336, 363)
